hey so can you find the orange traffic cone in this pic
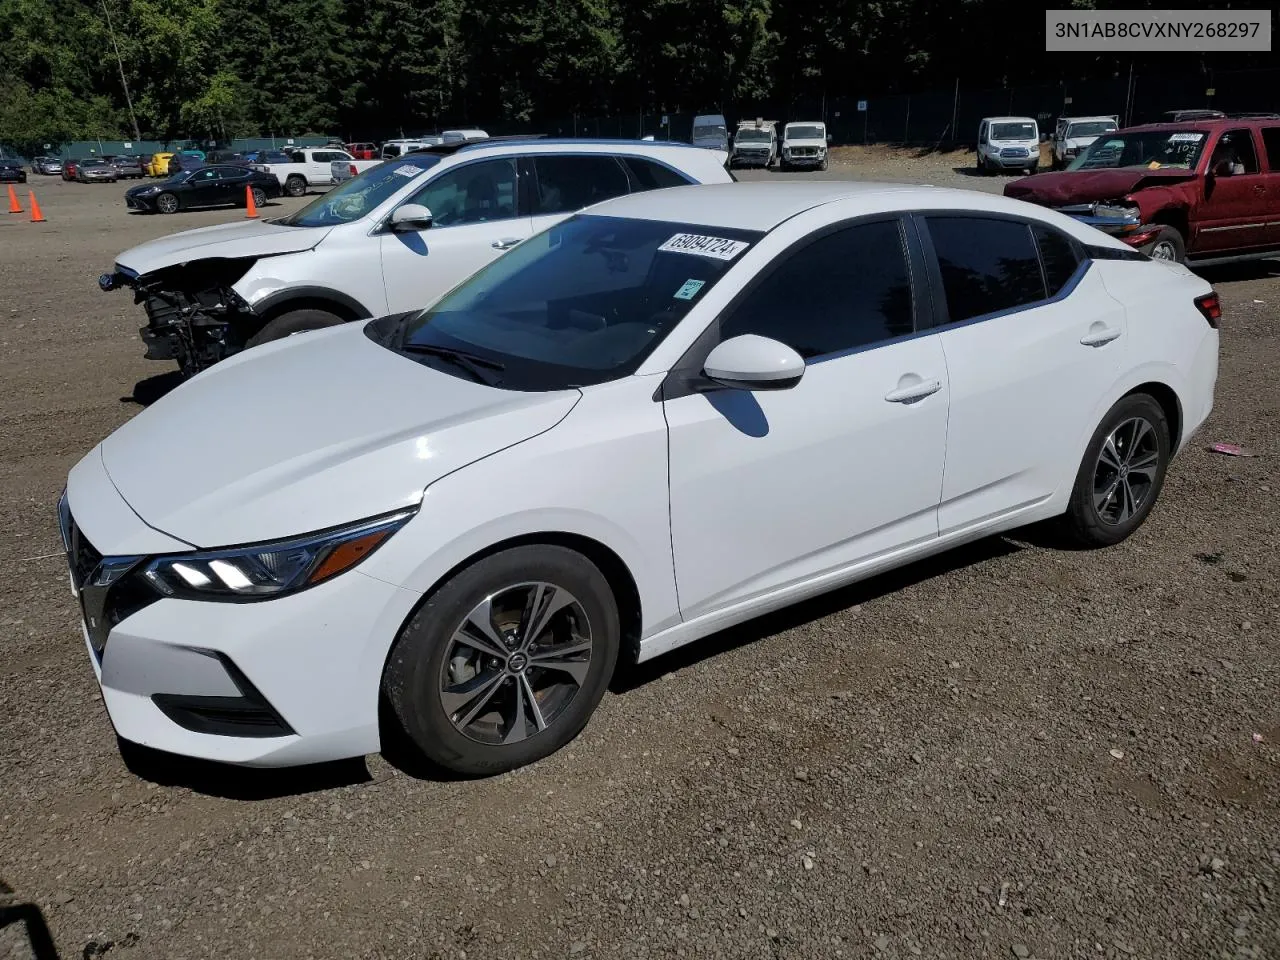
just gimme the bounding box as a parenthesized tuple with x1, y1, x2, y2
(7, 185, 21, 214)
(28, 192, 45, 223)
(244, 184, 258, 218)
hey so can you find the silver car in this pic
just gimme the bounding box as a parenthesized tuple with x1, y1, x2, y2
(76, 159, 119, 183)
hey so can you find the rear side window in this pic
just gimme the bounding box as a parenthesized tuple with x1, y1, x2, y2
(622, 156, 690, 190)
(718, 219, 914, 359)
(531, 155, 631, 215)
(1033, 225, 1081, 296)
(1260, 127, 1280, 171)
(926, 217, 1045, 323)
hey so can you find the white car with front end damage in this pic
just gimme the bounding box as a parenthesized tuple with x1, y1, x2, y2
(64, 182, 1218, 776)
(97, 139, 733, 378)
(779, 121, 829, 170)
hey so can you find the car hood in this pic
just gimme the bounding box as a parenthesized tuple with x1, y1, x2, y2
(98, 323, 581, 547)
(1004, 167, 1198, 205)
(115, 218, 332, 275)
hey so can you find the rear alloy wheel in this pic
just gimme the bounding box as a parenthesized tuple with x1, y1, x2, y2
(155, 192, 179, 214)
(1060, 393, 1170, 547)
(383, 545, 620, 775)
(285, 175, 307, 197)
(250, 187, 267, 208)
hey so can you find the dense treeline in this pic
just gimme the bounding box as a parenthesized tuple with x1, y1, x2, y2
(0, 0, 1274, 151)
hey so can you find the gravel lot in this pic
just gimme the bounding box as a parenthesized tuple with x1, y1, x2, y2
(1, 147, 1278, 960)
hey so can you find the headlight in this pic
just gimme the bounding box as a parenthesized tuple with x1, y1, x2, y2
(1093, 202, 1140, 220)
(137, 185, 161, 194)
(142, 508, 416, 602)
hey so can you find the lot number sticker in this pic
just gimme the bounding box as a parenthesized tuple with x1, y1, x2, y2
(393, 164, 425, 177)
(1168, 132, 1205, 142)
(658, 233, 749, 260)
(673, 279, 706, 300)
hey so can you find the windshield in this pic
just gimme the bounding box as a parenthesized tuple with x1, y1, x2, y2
(991, 122, 1037, 141)
(379, 214, 762, 390)
(1068, 130, 1207, 170)
(1066, 121, 1117, 138)
(82, 159, 106, 167)
(786, 125, 824, 140)
(736, 130, 771, 143)
(276, 155, 442, 227)
(693, 124, 727, 139)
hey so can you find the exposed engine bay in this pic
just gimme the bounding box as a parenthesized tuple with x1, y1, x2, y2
(99, 258, 263, 378)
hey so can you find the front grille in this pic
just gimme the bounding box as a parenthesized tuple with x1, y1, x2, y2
(789, 147, 818, 157)
(1000, 147, 1030, 158)
(61, 500, 101, 591)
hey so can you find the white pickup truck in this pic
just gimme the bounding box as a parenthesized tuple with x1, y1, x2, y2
(250, 148, 380, 197)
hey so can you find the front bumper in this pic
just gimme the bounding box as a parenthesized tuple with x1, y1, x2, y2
(987, 151, 1038, 168)
(0, 171, 26, 182)
(125, 194, 157, 211)
(782, 151, 824, 166)
(731, 152, 772, 167)
(1054, 204, 1154, 248)
(61, 454, 424, 767)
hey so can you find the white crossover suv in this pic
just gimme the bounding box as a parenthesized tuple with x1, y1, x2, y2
(64, 182, 1219, 775)
(98, 139, 734, 377)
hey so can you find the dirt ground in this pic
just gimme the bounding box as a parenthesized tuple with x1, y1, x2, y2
(1, 151, 1278, 960)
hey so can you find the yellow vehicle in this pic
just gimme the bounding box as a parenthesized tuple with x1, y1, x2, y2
(146, 152, 175, 177)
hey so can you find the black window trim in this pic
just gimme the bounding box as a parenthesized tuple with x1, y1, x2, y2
(657, 212, 930, 402)
(911, 210, 1094, 331)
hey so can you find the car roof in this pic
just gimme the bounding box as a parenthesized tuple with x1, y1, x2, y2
(1124, 117, 1276, 133)
(984, 116, 1037, 123)
(1062, 116, 1118, 123)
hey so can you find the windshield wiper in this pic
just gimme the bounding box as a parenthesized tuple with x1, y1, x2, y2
(400, 342, 505, 384)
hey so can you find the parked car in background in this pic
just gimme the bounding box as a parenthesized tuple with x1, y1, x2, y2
(31, 156, 63, 175)
(692, 114, 729, 151)
(66, 181, 1219, 774)
(0, 158, 27, 183)
(250, 147, 378, 196)
(76, 158, 119, 183)
(346, 142, 378, 159)
(1005, 116, 1280, 265)
(204, 149, 249, 166)
(381, 138, 441, 158)
(241, 149, 293, 165)
(62, 159, 83, 181)
(730, 119, 778, 168)
(779, 121, 829, 170)
(977, 116, 1041, 174)
(171, 152, 210, 175)
(123, 164, 281, 215)
(1051, 115, 1118, 169)
(99, 139, 735, 376)
(145, 152, 174, 177)
(110, 155, 146, 179)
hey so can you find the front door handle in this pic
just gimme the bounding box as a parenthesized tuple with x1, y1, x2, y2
(1080, 326, 1122, 347)
(884, 378, 942, 404)
(492, 237, 523, 250)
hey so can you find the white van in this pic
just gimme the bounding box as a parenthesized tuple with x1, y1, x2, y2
(381, 138, 443, 159)
(976, 116, 1040, 175)
(1051, 115, 1119, 169)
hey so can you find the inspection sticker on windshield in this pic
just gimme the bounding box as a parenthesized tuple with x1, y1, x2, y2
(658, 233, 749, 261)
(1168, 133, 1205, 142)
(393, 164, 424, 177)
(673, 279, 706, 300)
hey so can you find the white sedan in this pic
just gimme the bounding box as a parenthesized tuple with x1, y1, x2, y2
(61, 182, 1220, 775)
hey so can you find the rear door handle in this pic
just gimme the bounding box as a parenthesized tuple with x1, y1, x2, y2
(492, 237, 522, 250)
(884, 379, 942, 403)
(1080, 327, 1122, 347)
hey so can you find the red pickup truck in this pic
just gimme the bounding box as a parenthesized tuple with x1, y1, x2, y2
(1005, 116, 1280, 266)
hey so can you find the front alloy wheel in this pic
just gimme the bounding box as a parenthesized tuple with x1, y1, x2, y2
(383, 544, 620, 775)
(156, 192, 179, 214)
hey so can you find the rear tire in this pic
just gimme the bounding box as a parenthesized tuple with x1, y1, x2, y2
(245, 308, 345, 347)
(285, 175, 307, 197)
(1059, 393, 1171, 548)
(383, 545, 620, 776)
(250, 187, 267, 208)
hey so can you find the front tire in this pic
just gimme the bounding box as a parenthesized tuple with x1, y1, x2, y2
(245, 308, 345, 347)
(1059, 393, 1171, 547)
(1145, 225, 1186, 263)
(383, 545, 621, 776)
(155, 192, 179, 214)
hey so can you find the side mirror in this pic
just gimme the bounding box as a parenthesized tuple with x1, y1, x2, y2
(703, 335, 805, 391)
(390, 203, 433, 231)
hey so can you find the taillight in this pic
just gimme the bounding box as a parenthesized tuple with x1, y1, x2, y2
(1194, 292, 1221, 328)
(349, 164, 358, 177)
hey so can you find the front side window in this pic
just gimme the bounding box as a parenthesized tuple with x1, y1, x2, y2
(530, 155, 630, 215)
(380, 215, 762, 390)
(718, 219, 915, 359)
(406, 158, 518, 226)
(275, 155, 442, 227)
(927, 216, 1045, 323)
(1209, 129, 1259, 174)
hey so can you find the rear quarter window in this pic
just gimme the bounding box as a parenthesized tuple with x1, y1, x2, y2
(926, 216, 1047, 323)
